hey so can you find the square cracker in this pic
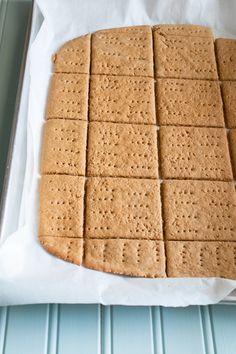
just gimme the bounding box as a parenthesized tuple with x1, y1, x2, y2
(162, 180, 236, 241)
(87, 122, 158, 178)
(221, 81, 236, 128)
(46, 73, 89, 120)
(53, 34, 91, 74)
(215, 39, 236, 80)
(91, 26, 153, 77)
(90, 75, 156, 124)
(229, 129, 236, 178)
(39, 237, 83, 266)
(85, 177, 163, 240)
(39, 175, 85, 237)
(166, 241, 236, 279)
(153, 24, 213, 37)
(41, 119, 87, 176)
(159, 126, 233, 180)
(153, 33, 218, 79)
(84, 239, 166, 277)
(156, 79, 224, 127)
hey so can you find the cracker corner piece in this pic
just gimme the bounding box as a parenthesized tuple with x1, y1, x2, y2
(39, 237, 83, 265)
(85, 177, 163, 240)
(162, 180, 236, 241)
(39, 175, 85, 238)
(153, 24, 213, 37)
(153, 30, 218, 80)
(221, 81, 236, 128)
(53, 34, 91, 74)
(229, 129, 236, 178)
(41, 119, 87, 175)
(91, 25, 153, 77)
(84, 239, 166, 277)
(215, 38, 236, 80)
(166, 241, 236, 279)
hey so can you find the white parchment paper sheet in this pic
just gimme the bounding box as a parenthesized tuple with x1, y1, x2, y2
(1, 0, 236, 306)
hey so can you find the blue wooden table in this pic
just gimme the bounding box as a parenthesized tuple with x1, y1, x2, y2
(0, 2, 236, 353)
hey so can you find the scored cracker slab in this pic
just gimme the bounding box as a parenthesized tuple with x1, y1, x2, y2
(162, 180, 236, 241)
(215, 39, 236, 80)
(154, 33, 218, 79)
(84, 239, 166, 277)
(166, 241, 236, 279)
(153, 24, 213, 37)
(90, 75, 156, 124)
(46, 73, 89, 120)
(221, 81, 236, 128)
(39, 237, 84, 265)
(85, 177, 162, 240)
(53, 34, 91, 74)
(156, 79, 224, 127)
(39, 175, 85, 237)
(91, 26, 153, 77)
(159, 126, 233, 180)
(87, 122, 158, 178)
(229, 129, 236, 178)
(41, 119, 87, 176)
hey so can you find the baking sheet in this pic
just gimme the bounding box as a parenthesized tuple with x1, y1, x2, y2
(1, 0, 236, 306)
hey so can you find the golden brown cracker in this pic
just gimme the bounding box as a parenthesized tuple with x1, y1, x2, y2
(39, 237, 83, 265)
(154, 33, 218, 79)
(53, 34, 91, 74)
(90, 75, 156, 124)
(166, 241, 236, 279)
(85, 177, 163, 240)
(162, 180, 236, 241)
(84, 239, 166, 277)
(41, 119, 87, 176)
(156, 79, 224, 127)
(215, 38, 236, 80)
(159, 126, 233, 180)
(221, 81, 236, 128)
(87, 122, 158, 178)
(39, 175, 85, 237)
(91, 26, 153, 77)
(46, 73, 89, 120)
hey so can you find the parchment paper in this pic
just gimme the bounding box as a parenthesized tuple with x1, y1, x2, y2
(1, 0, 236, 306)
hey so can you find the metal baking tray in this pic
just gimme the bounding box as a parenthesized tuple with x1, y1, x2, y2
(0, 1, 235, 304)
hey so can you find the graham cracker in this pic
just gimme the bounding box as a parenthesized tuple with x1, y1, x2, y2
(39, 237, 83, 265)
(153, 24, 213, 37)
(156, 79, 224, 127)
(87, 122, 158, 178)
(159, 126, 233, 180)
(39, 175, 85, 237)
(46, 73, 89, 120)
(91, 26, 153, 77)
(221, 81, 236, 128)
(41, 119, 87, 176)
(229, 129, 236, 178)
(85, 177, 163, 240)
(154, 33, 218, 79)
(84, 239, 166, 277)
(53, 34, 91, 74)
(166, 241, 236, 279)
(90, 75, 156, 124)
(215, 38, 236, 80)
(162, 180, 236, 241)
